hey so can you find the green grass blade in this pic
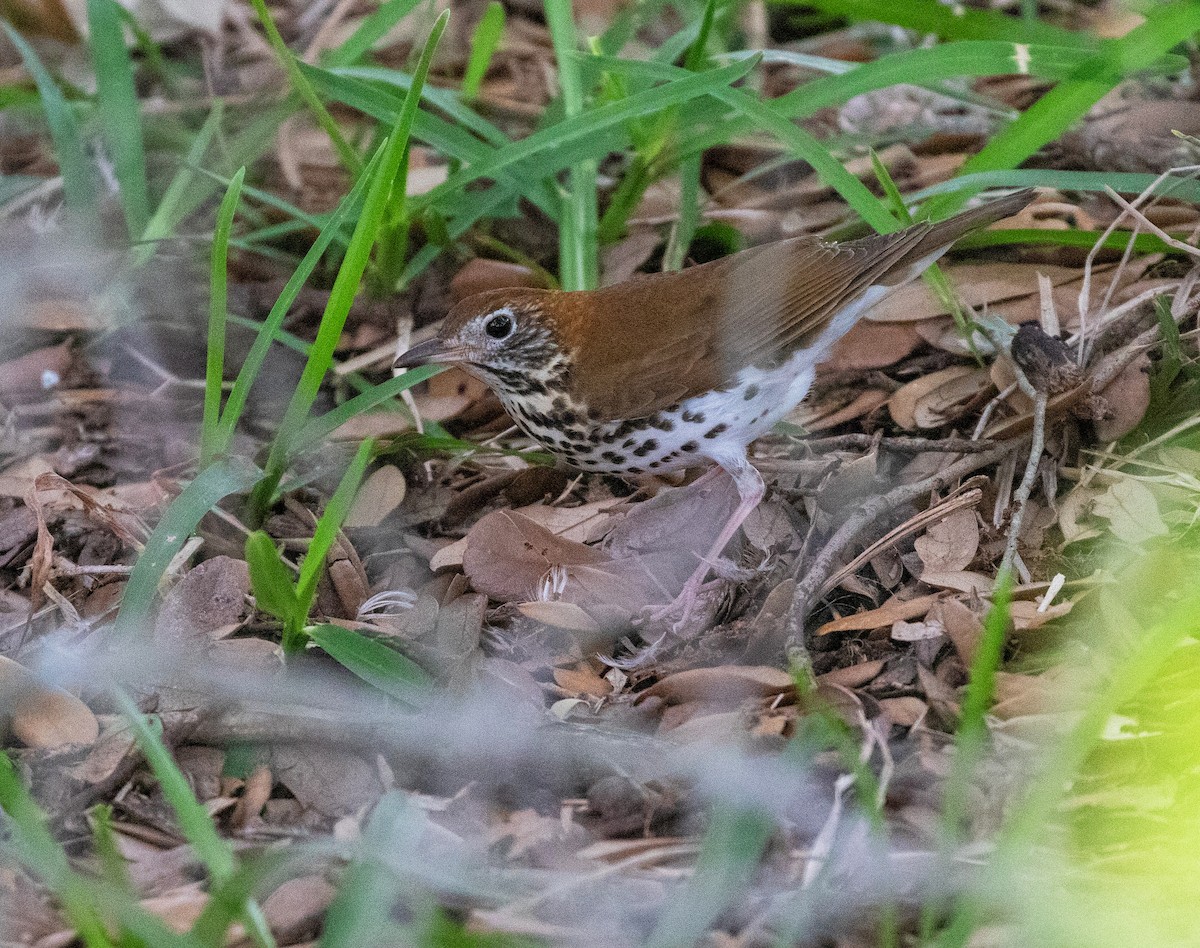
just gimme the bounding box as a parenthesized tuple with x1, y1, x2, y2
(254, 12, 449, 516)
(924, 5, 1200, 218)
(940, 573, 1012, 840)
(324, 0, 423, 68)
(421, 57, 756, 215)
(545, 0, 598, 290)
(713, 85, 896, 232)
(463, 2, 505, 100)
(913, 167, 1200, 204)
(291, 364, 441, 453)
(134, 102, 224, 267)
(0, 22, 96, 220)
(248, 0, 363, 176)
(646, 805, 774, 948)
(789, 0, 1094, 46)
(113, 456, 262, 638)
(245, 530, 300, 623)
(88, 0, 150, 235)
(294, 438, 374, 615)
(0, 752, 112, 947)
(215, 148, 381, 454)
(201, 166, 245, 467)
(307, 624, 431, 701)
(111, 689, 238, 883)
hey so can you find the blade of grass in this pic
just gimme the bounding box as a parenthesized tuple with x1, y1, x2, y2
(940, 572, 1013, 840)
(88, 0, 150, 235)
(0, 753, 112, 947)
(307, 624, 431, 701)
(713, 84, 896, 232)
(545, 0, 598, 290)
(324, 0, 423, 68)
(0, 22, 96, 220)
(201, 166, 245, 467)
(419, 57, 756, 216)
(134, 102, 225, 267)
(111, 688, 237, 883)
(646, 804, 774, 948)
(213, 147, 382, 456)
(293, 439, 374, 628)
(291, 364, 441, 453)
(923, 4, 1200, 219)
(251, 12, 449, 519)
(248, 0, 363, 176)
(112, 455, 262, 638)
(914, 167, 1200, 205)
(790, 0, 1093, 47)
(462, 2, 505, 100)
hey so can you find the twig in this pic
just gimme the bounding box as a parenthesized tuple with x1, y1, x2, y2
(799, 434, 1004, 455)
(999, 387, 1046, 579)
(782, 441, 1017, 659)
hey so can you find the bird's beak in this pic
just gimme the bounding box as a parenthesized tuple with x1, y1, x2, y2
(393, 337, 468, 369)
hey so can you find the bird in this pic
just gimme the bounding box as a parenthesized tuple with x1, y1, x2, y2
(395, 189, 1035, 627)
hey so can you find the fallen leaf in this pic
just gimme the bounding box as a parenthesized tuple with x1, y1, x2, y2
(919, 570, 994, 594)
(261, 875, 337, 941)
(553, 663, 613, 697)
(519, 600, 603, 634)
(889, 366, 985, 430)
(817, 658, 885, 688)
(824, 320, 923, 371)
(154, 556, 250, 642)
(867, 262, 1080, 323)
(0, 655, 98, 750)
(878, 696, 928, 727)
(638, 665, 794, 706)
(1093, 353, 1150, 441)
(915, 508, 980, 573)
(891, 619, 945, 642)
(344, 465, 406, 528)
(816, 593, 942, 636)
(931, 599, 984, 666)
(1092, 478, 1167, 545)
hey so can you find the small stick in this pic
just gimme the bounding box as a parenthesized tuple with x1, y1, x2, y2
(783, 441, 1016, 659)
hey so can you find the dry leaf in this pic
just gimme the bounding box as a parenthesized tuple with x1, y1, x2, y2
(867, 262, 1079, 323)
(878, 696, 928, 727)
(344, 465, 406, 528)
(932, 599, 984, 666)
(1092, 478, 1167, 545)
(553, 663, 613, 697)
(638, 665, 794, 706)
(816, 593, 941, 636)
(889, 366, 987, 430)
(1093, 353, 1150, 441)
(518, 600, 602, 634)
(824, 320, 923, 371)
(154, 556, 250, 642)
(0, 655, 98, 749)
(891, 619, 945, 642)
(817, 658, 885, 688)
(915, 508, 980, 573)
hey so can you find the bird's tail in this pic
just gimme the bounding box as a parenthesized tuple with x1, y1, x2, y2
(898, 188, 1037, 272)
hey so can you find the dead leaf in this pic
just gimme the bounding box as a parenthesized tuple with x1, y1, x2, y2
(1093, 353, 1150, 441)
(154, 556, 250, 642)
(553, 663, 613, 697)
(932, 599, 984, 666)
(889, 366, 988, 430)
(915, 508, 980, 573)
(638, 666, 793, 706)
(891, 619, 945, 642)
(344, 465, 406, 528)
(272, 744, 384, 818)
(824, 320, 923, 371)
(0, 655, 98, 750)
(1092, 478, 1167, 545)
(816, 593, 942, 635)
(817, 658, 885, 688)
(920, 570, 993, 594)
(261, 875, 337, 941)
(462, 510, 609, 602)
(449, 259, 548, 302)
(878, 696, 928, 727)
(518, 600, 602, 634)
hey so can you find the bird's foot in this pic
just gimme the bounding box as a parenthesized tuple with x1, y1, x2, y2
(643, 575, 725, 633)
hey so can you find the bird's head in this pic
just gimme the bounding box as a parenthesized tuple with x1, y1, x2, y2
(393, 288, 567, 397)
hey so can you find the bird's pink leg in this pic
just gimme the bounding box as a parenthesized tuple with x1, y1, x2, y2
(649, 452, 765, 629)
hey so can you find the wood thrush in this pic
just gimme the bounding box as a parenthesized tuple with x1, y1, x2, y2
(396, 190, 1035, 626)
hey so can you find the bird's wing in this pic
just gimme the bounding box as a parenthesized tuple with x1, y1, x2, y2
(564, 228, 930, 421)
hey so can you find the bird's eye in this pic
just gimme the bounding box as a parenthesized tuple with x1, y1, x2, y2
(484, 312, 515, 339)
